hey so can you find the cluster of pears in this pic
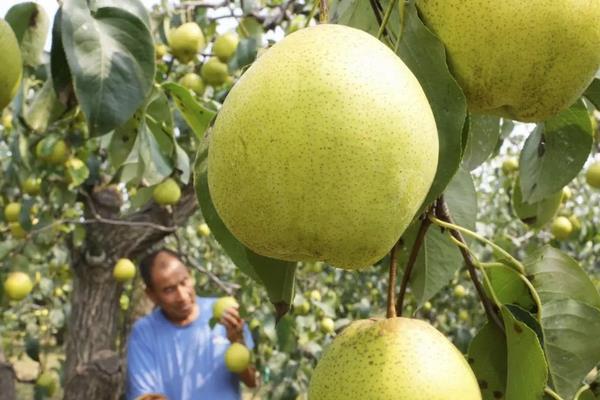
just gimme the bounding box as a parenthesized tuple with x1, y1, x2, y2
(212, 297, 252, 373)
(166, 21, 240, 95)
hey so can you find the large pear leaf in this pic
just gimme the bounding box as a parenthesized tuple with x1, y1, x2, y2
(61, 0, 155, 136)
(137, 122, 173, 185)
(5, 2, 49, 67)
(541, 299, 600, 400)
(163, 82, 217, 141)
(584, 79, 600, 109)
(524, 246, 600, 309)
(50, 9, 73, 104)
(331, 1, 467, 211)
(519, 101, 593, 203)
(95, 0, 150, 28)
(24, 78, 66, 133)
(485, 264, 535, 311)
(398, 168, 476, 305)
(193, 142, 296, 313)
(462, 114, 501, 171)
(500, 307, 548, 400)
(468, 322, 507, 400)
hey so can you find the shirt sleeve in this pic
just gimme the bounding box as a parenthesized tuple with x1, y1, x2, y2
(126, 323, 163, 400)
(243, 323, 255, 350)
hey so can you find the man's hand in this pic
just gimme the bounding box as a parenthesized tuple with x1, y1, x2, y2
(220, 307, 244, 344)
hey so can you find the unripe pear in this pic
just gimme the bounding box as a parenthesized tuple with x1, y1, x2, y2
(4, 202, 21, 222)
(416, 0, 600, 122)
(206, 24, 438, 269)
(550, 216, 573, 240)
(201, 57, 229, 86)
(197, 223, 211, 237)
(22, 176, 41, 195)
(213, 32, 239, 62)
(453, 284, 467, 299)
(3, 271, 33, 301)
(560, 186, 572, 203)
(153, 178, 181, 205)
(309, 318, 481, 399)
(35, 371, 57, 396)
(224, 342, 251, 373)
(586, 162, 600, 189)
(319, 317, 335, 334)
(113, 258, 136, 282)
(155, 43, 168, 59)
(501, 158, 518, 175)
(36, 139, 70, 164)
(568, 215, 581, 232)
(9, 222, 27, 239)
(169, 22, 205, 63)
(212, 296, 239, 320)
(179, 73, 205, 96)
(0, 19, 22, 110)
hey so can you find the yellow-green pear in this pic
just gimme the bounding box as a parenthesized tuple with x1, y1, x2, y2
(22, 176, 41, 195)
(169, 22, 205, 63)
(153, 178, 181, 205)
(501, 158, 518, 175)
(179, 72, 205, 95)
(560, 186, 572, 203)
(453, 284, 467, 299)
(213, 32, 239, 62)
(512, 178, 562, 229)
(550, 216, 573, 240)
(35, 371, 58, 396)
(206, 24, 438, 269)
(568, 215, 581, 232)
(416, 0, 600, 122)
(308, 318, 481, 399)
(3, 271, 33, 301)
(197, 222, 211, 237)
(319, 317, 335, 334)
(9, 222, 27, 239)
(0, 19, 22, 110)
(212, 296, 239, 320)
(113, 258, 136, 282)
(201, 57, 229, 86)
(224, 342, 251, 373)
(36, 139, 70, 164)
(586, 162, 600, 189)
(4, 202, 21, 222)
(155, 43, 168, 59)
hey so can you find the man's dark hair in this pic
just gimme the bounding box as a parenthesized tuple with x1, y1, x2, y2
(139, 248, 185, 289)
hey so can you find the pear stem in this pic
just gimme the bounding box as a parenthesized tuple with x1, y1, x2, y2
(319, 0, 328, 23)
(544, 387, 565, 400)
(386, 240, 400, 318)
(377, 0, 398, 40)
(435, 197, 504, 331)
(396, 213, 431, 316)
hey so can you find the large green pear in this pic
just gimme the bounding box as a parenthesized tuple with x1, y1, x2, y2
(207, 24, 438, 269)
(0, 19, 22, 110)
(308, 318, 481, 399)
(416, 0, 600, 122)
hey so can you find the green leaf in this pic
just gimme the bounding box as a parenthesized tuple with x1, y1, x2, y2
(584, 79, 600, 110)
(95, 0, 151, 28)
(193, 145, 296, 308)
(5, 2, 49, 67)
(576, 389, 597, 400)
(485, 264, 535, 311)
(399, 168, 476, 305)
(519, 101, 593, 203)
(512, 177, 562, 229)
(138, 123, 173, 185)
(275, 315, 297, 353)
(163, 82, 217, 140)
(24, 78, 66, 133)
(397, 4, 467, 210)
(524, 246, 600, 309)
(500, 307, 548, 400)
(50, 9, 73, 104)
(61, 0, 155, 136)
(228, 38, 258, 72)
(542, 299, 600, 400)
(468, 322, 507, 400)
(25, 335, 40, 362)
(462, 114, 501, 171)
(174, 142, 191, 184)
(108, 109, 143, 170)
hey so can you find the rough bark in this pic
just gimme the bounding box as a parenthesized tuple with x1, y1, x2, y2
(0, 347, 16, 400)
(63, 184, 197, 400)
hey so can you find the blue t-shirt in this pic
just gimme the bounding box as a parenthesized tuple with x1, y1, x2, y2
(126, 296, 254, 400)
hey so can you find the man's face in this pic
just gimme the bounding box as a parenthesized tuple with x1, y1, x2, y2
(146, 252, 196, 323)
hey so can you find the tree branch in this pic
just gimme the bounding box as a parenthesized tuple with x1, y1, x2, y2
(386, 240, 399, 318)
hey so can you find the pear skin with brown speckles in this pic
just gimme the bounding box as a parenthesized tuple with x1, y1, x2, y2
(308, 318, 481, 400)
(416, 0, 600, 122)
(207, 24, 438, 269)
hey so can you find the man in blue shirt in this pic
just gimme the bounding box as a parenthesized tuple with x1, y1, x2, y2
(126, 248, 257, 400)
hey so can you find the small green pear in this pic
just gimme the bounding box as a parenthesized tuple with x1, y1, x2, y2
(0, 19, 22, 110)
(501, 158, 518, 175)
(550, 216, 573, 240)
(213, 32, 239, 62)
(308, 317, 481, 399)
(319, 317, 335, 334)
(4, 202, 21, 222)
(224, 342, 251, 373)
(586, 162, 600, 189)
(201, 57, 229, 86)
(179, 72, 205, 96)
(153, 178, 181, 205)
(169, 22, 205, 63)
(113, 258, 136, 282)
(3, 271, 33, 301)
(212, 296, 239, 320)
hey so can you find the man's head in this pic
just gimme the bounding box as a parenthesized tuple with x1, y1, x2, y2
(139, 249, 196, 323)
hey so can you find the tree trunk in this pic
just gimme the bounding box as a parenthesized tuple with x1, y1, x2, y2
(63, 184, 197, 400)
(0, 347, 16, 400)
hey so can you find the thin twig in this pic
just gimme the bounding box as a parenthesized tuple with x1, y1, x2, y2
(435, 197, 504, 331)
(544, 387, 565, 400)
(396, 214, 431, 316)
(386, 240, 399, 318)
(377, 0, 398, 40)
(319, 0, 328, 23)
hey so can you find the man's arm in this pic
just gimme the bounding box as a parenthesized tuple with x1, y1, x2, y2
(221, 308, 259, 388)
